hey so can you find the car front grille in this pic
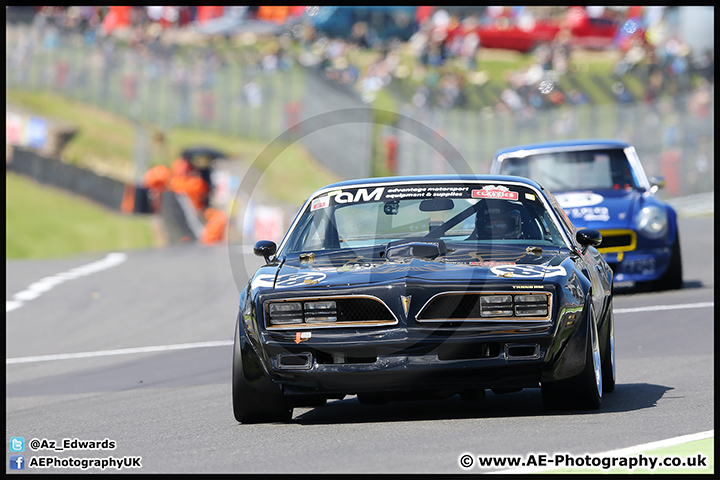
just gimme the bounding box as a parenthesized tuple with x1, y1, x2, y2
(597, 229, 637, 253)
(416, 291, 552, 322)
(265, 295, 397, 329)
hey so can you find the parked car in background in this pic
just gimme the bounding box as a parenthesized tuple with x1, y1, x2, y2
(491, 139, 683, 291)
(233, 174, 616, 423)
(477, 7, 619, 53)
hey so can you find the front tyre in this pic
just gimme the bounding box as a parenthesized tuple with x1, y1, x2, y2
(653, 231, 683, 291)
(542, 311, 603, 411)
(232, 325, 292, 424)
(601, 302, 616, 393)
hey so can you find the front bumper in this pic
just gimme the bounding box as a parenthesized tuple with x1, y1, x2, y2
(603, 246, 672, 283)
(252, 328, 559, 396)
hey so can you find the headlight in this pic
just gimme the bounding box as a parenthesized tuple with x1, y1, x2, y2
(268, 302, 303, 325)
(480, 295, 513, 317)
(635, 206, 668, 239)
(514, 294, 549, 317)
(304, 301, 337, 323)
(267, 301, 338, 325)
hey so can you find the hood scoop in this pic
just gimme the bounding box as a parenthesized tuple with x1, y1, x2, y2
(384, 238, 448, 260)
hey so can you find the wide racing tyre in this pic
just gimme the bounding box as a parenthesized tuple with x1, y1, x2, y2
(232, 325, 292, 424)
(601, 301, 616, 394)
(653, 231, 683, 291)
(542, 311, 603, 411)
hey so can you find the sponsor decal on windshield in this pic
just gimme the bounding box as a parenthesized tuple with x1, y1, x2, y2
(333, 187, 385, 204)
(313, 184, 539, 207)
(472, 185, 519, 200)
(385, 185, 470, 199)
(311, 196, 329, 210)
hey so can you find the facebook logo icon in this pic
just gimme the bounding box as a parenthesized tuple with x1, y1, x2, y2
(10, 455, 25, 470)
(10, 437, 25, 452)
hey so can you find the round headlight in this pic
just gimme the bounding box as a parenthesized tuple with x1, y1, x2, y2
(635, 206, 668, 239)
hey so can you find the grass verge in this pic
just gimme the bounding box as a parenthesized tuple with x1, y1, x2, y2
(6, 89, 339, 207)
(6, 172, 155, 259)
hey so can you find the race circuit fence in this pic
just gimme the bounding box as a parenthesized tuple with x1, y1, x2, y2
(6, 23, 714, 199)
(393, 92, 714, 200)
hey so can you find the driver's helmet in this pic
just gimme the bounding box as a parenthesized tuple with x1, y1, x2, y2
(477, 200, 524, 239)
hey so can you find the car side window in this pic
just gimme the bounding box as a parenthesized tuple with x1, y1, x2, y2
(546, 191, 579, 248)
(290, 211, 329, 251)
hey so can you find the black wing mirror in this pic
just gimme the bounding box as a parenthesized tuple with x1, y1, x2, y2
(253, 240, 277, 264)
(576, 229, 602, 254)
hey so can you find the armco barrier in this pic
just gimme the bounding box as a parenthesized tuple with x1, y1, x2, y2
(7, 147, 195, 244)
(8, 147, 126, 211)
(159, 191, 198, 244)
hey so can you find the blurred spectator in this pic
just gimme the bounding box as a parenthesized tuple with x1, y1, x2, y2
(693, 49, 714, 84)
(613, 36, 646, 77)
(446, 13, 480, 69)
(169, 155, 209, 213)
(567, 89, 588, 105)
(612, 81, 634, 104)
(200, 208, 228, 245)
(349, 21, 372, 49)
(534, 43, 553, 71)
(101, 6, 132, 35)
(551, 27, 572, 74)
(197, 6, 224, 24)
(243, 81, 263, 108)
(414, 6, 434, 33)
(500, 86, 524, 112)
(687, 78, 711, 119)
(142, 164, 171, 212)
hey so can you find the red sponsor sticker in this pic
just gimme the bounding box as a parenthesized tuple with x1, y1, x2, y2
(311, 196, 329, 211)
(472, 185, 519, 200)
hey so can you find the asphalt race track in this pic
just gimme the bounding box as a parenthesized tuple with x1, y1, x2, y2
(6, 217, 713, 474)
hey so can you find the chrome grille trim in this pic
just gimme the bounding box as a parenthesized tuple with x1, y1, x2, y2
(265, 294, 398, 330)
(416, 291, 552, 322)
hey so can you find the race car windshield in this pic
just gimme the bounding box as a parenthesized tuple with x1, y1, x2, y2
(499, 149, 640, 191)
(284, 183, 568, 253)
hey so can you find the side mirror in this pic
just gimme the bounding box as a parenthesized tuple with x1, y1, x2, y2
(648, 176, 665, 194)
(576, 229, 602, 254)
(253, 240, 277, 264)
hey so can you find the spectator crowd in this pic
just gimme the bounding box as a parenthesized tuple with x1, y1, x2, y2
(12, 6, 713, 113)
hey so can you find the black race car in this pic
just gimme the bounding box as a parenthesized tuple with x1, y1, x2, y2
(233, 175, 615, 423)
